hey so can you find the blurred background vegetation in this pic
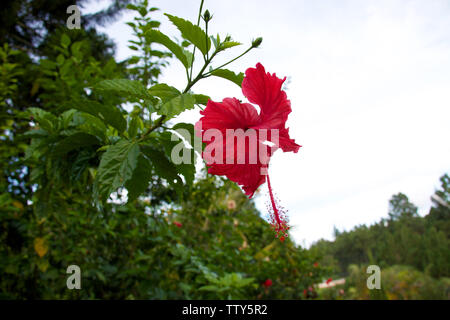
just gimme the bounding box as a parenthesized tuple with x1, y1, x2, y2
(0, 0, 448, 299)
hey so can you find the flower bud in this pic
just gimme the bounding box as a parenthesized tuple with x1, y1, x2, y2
(252, 37, 263, 48)
(203, 10, 211, 22)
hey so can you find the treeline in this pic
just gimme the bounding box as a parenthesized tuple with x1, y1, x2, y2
(311, 174, 450, 279)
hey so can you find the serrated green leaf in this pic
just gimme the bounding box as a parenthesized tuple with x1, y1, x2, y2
(21, 128, 49, 139)
(165, 14, 211, 56)
(69, 99, 126, 133)
(157, 94, 195, 119)
(209, 69, 244, 87)
(95, 79, 150, 100)
(125, 154, 152, 201)
(148, 83, 180, 99)
(94, 139, 140, 201)
(219, 41, 241, 50)
(145, 29, 189, 69)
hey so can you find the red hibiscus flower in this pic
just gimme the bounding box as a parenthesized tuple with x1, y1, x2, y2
(263, 278, 273, 288)
(195, 63, 301, 238)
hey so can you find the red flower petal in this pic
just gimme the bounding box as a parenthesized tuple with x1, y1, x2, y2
(242, 63, 300, 153)
(242, 63, 290, 125)
(208, 162, 266, 198)
(197, 98, 260, 133)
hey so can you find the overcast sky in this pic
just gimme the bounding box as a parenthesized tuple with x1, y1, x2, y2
(82, 0, 450, 247)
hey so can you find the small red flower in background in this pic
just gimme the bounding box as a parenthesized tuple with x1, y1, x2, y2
(262, 278, 273, 288)
(195, 63, 301, 239)
(173, 221, 182, 228)
(313, 262, 319, 268)
(326, 278, 333, 285)
(303, 289, 308, 298)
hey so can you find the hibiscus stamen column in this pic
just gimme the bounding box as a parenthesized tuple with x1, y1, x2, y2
(266, 173, 289, 241)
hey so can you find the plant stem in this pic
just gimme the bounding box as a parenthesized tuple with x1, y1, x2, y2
(204, 46, 253, 76)
(189, 0, 205, 82)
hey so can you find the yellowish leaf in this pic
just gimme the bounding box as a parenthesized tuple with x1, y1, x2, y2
(12, 201, 24, 210)
(34, 237, 48, 258)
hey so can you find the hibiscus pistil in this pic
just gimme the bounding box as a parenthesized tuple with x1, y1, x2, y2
(266, 173, 289, 239)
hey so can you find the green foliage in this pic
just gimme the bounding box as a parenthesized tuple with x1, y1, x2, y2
(209, 69, 245, 87)
(95, 79, 151, 100)
(0, 173, 324, 299)
(321, 264, 450, 300)
(0, 44, 23, 107)
(94, 139, 140, 201)
(165, 14, 211, 56)
(144, 29, 190, 69)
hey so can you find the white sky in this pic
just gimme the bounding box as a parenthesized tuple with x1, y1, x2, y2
(82, 0, 450, 247)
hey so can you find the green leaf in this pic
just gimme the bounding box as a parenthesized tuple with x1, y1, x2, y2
(70, 112, 107, 141)
(182, 48, 194, 68)
(70, 149, 95, 182)
(125, 154, 152, 201)
(128, 114, 143, 139)
(210, 35, 218, 49)
(157, 94, 196, 119)
(159, 129, 197, 186)
(61, 34, 71, 48)
(27, 107, 58, 133)
(219, 41, 241, 51)
(148, 83, 180, 99)
(69, 99, 126, 133)
(21, 128, 49, 139)
(94, 139, 140, 201)
(165, 14, 211, 56)
(52, 132, 100, 156)
(95, 79, 150, 100)
(193, 94, 210, 106)
(145, 29, 189, 69)
(140, 145, 183, 195)
(209, 69, 244, 87)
